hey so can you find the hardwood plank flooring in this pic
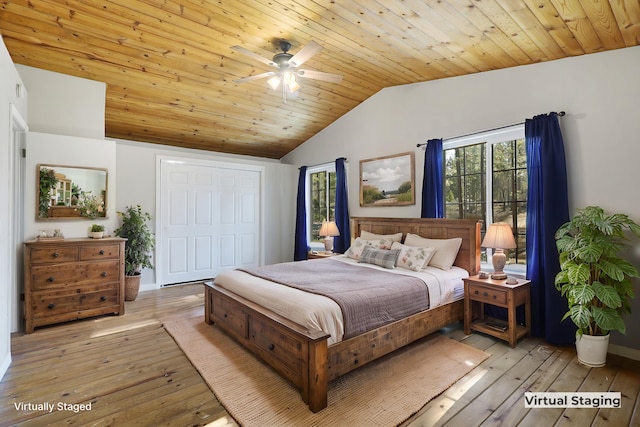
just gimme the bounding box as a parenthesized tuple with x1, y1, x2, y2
(2, 284, 639, 426)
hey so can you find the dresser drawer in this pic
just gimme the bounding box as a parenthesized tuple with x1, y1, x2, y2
(31, 264, 86, 290)
(86, 261, 121, 283)
(211, 293, 248, 340)
(248, 314, 304, 383)
(31, 294, 80, 319)
(80, 244, 121, 261)
(30, 247, 79, 264)
(468, 283, 507, 305)
(79, 290, 120, 310)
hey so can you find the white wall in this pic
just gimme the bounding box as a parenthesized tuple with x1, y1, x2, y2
(15, 65, 106, 140)
(283, 45, 640, 352)
(24, 132, 119, 240)
(0, 35, 28, 379)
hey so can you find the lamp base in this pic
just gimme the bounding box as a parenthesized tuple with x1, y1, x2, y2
(323, 237, 333, 252)
(491, 272, 508, 280)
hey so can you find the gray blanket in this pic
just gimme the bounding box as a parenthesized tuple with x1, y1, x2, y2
(238, 259, 430, 339)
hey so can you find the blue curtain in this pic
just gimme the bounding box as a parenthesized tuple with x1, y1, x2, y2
(333, 158, 351, 253)
(421, 138, 444, 218)
(526, 113, 574, 345)
(293, 166, 308, 261)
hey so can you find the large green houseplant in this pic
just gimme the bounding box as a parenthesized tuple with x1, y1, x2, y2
(555, 206, 640, 366)
(114, 205, 154, 301)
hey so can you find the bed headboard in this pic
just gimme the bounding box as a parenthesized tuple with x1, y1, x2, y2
(350, 217, 482, 275)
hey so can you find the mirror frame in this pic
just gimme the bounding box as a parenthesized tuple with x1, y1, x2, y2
(36, 164, 109, 221)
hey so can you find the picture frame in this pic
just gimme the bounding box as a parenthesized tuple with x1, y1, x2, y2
(359, 151, 415, 207)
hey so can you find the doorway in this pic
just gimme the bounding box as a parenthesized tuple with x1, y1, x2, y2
(9, 104, 27, 332)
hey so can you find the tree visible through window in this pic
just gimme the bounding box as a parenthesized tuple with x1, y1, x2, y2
(309, 169, 336, 244)
(443, 126, 527, 265)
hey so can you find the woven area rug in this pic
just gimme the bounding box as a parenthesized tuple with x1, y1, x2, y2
(164, 317, 489, 427)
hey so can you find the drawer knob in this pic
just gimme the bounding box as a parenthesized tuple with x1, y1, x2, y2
(100, 296, 107, 301)
(474, 290, 479, 295)
(223, 313, 228, 318)
(101, 272, 108, 277)
(483, 292, 489, 297)
(52, 252, 59, 258)
(48, 276, 55, 282)
(47, 303, 55, 309)
(99, 250, 105, 255)
(493, 295, 497, 299)
(268, 343, 275, 351)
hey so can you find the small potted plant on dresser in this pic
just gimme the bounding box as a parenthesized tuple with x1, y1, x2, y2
(89, 223, 105, 239)
(114, 205, 154, 301)
(555, 206, 640, 367)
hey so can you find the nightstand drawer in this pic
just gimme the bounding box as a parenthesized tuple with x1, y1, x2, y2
(467, 283, 507, 305)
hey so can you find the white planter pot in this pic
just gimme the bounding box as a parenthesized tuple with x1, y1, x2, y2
(89, 231, 104, 239)
(575, 333, 609, 367)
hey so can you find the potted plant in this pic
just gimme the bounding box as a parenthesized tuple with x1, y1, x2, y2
(555, 206, 640, 367)
(114, 205, 154, 301)
(89, 223, 105, 239)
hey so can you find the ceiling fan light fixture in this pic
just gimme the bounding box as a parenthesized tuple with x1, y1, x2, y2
(267, 75, 281, 90)
(283, 71, 300, 92)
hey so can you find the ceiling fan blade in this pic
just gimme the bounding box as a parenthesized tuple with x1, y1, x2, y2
(230, 45, 276, 67)
(296, 69, 343, 83)
(234, 71, 276, 84)
(289, 41, 322, 67)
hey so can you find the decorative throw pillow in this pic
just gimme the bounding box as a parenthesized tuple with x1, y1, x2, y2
(344, 237, 385, 260)
(403, 234, 463, 270)
(358, 246, 400, 269)
(360, 230, 403, 245)
(391, 242, 436, 271)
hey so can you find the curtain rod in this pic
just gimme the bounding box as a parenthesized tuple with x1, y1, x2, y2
(299, 157, 347, 170)
(416, 111, 566, 148)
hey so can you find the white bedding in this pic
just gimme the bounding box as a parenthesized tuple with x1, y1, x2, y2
(213, 255, 468, 345)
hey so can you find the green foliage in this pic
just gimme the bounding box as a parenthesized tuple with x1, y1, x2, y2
(78, 192, 105, 219)
(555, 206, 640, 336)
(91, 224, 105, 232)
(38, 168, 58, 218)
(114, 205, 154, 276)
(362, 186, 385, 204)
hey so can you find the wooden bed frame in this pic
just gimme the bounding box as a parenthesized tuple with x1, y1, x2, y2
(204, 217, 481, 412)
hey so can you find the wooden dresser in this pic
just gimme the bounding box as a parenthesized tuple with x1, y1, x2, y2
(23, 237, 127, 333)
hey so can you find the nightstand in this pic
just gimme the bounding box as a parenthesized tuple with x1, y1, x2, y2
(463, 275, 531, 348)
(307, 251, 337, 260)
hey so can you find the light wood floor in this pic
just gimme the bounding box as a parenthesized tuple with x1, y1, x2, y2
(2, 284, 639, 426)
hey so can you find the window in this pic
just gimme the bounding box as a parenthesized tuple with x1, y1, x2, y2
(443, 125, 527, 266)
(307, 164, 336, 247)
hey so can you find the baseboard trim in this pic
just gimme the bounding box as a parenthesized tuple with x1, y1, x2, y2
(609, 343, 640, 361)
(0, 351, 12, 381)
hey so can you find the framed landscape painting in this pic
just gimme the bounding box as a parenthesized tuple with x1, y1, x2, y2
(359, 152, 415, 207)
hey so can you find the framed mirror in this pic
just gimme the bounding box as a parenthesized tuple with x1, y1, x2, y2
(37, 164, 108, 220)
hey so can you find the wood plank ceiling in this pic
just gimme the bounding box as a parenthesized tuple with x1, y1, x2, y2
(1, 1, 639, 159)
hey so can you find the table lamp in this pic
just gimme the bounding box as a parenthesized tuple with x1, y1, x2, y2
(481, 222, 517, 280)
(319, 220, 340, 252)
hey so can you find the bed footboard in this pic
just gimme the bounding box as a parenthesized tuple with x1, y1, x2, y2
(204, 281, 331, 412)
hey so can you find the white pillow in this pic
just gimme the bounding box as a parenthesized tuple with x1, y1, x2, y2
(360, 231, 402, 244)
(403, 233, 462, 270)
(345, 237, 392, 260)
(391, 242, 436, 272)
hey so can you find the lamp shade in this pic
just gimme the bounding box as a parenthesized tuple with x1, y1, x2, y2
(319, 220, 340, 237)
(481, 222, 517, 249)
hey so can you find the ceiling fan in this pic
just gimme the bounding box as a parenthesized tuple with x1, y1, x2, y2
(231, 40, 343, 101)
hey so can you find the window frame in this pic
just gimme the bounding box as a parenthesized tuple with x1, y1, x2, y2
(306, 162, 336, 250)
(443, 124, 526, 274)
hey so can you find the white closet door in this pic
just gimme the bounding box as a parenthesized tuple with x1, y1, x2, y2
(217, 168, 261, 273)
(159, 160, 260, 285)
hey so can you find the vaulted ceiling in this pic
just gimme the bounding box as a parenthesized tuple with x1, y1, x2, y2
(1, 1, 638, 159)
